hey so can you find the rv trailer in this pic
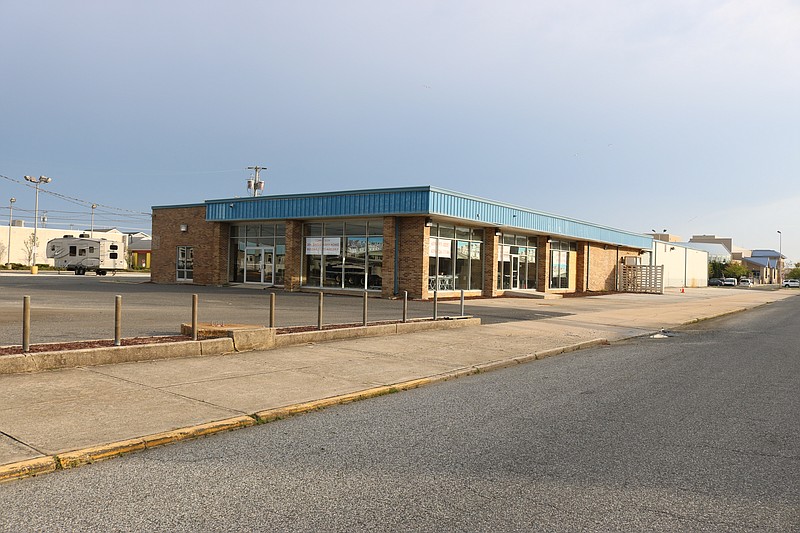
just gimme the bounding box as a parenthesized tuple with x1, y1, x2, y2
(46, 234, 128, 275)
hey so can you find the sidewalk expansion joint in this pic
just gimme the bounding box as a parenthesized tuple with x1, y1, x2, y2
(0, 430, 47, 456)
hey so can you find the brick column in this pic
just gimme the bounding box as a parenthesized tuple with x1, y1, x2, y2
(483, 229, 499, 297)
(283, 220, 303, 291)
(538, 235, 551, 293)
(381, 217, 396, 298)
(575, 241, 589, 292)
(397, 216, 428, 299)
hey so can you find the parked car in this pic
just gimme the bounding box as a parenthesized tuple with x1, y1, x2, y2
(722, 278, 738, 286)
(739, 279, 753, 287)
(783, 279, 800, 288)
(708, 278, 724, 286)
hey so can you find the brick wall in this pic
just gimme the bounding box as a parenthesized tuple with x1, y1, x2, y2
(284, 220, 303, 291)
(381, 217, 396, 298)
(396, 216, 428, 299)
(483, 229, 499, 297)
(151, 206, 229, 285)
(537, 235, 551, 291)
(585, 244, 641, 291)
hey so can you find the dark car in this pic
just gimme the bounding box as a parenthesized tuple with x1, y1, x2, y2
(708, 278, 724, 286)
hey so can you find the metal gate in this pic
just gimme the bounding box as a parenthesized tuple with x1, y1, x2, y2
(620, 265, 664, 294)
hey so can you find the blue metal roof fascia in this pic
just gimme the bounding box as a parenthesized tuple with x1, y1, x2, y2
(201, 184, 650, 249)
(427, 189, 652, 249)
(205, 187, 432, 222)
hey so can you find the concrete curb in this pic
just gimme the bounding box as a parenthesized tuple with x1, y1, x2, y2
(0, 338, 236, 375)
(0, 318, 480, 375)
(0, 457, 58, 483)
(0, 337, 606, 483)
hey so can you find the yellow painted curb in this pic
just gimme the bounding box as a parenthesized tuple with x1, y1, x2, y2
(253, 378, 435, 423)
(0, 457, 57, 483)
(57, 438, 146, 469)
(55, 416, 256, 470)
(143, 415, 256, 448)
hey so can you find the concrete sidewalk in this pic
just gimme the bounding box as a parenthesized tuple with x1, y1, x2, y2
(1, 287, 796, 480)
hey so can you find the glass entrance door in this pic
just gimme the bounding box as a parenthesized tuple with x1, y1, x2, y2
(511, 255, 520, 289)
(244, 247, 274, 285)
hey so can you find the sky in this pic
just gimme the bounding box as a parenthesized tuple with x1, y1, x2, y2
(1, 1, 798, 262)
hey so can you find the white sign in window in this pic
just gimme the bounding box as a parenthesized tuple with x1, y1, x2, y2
(306, 237, 323, 255)
(428, 238, 452, 259)
(323, 237, 341, 256)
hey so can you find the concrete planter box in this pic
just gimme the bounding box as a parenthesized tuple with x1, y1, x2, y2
(0, 317, 479, 375)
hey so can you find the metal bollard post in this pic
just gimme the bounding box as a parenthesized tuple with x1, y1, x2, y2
(363, 291, 368, 326)
(269, 293, 276, 328)
(460, 289, 465, 317)
(191, 294, 198, 341)
(402, 291, 408, 323)
(22, 296, 30, 353)
(114, 295, 122, 346)
(318, 292, 324, 330)
(433, 290, 438, 320)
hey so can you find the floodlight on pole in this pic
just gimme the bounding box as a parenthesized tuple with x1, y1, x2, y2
(246, 166, 267, 197)
(23, 175, 52, 268)
(6, 197, 15, 266)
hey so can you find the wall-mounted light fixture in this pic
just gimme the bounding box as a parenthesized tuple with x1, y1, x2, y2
(425, 217, 434, 227)
(495, 229, 502, 236)
(229, 203, 234, 208)
(180, 224, 188, 232)
(669, 246, 675, 251)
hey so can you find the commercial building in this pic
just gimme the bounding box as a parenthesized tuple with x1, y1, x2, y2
(151, 186, 654, 299)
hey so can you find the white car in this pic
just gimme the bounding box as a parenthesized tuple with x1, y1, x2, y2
(783, 279, 800, 288)
(739, 279, 753, 287)
(722, 278, 738, 286)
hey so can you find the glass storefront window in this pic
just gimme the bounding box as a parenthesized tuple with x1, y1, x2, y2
(305, 223, 323, 236)
(301, 219, 383, 291)
(429, 223, 483, 292)
(549, 240, 572, 289)
(230, 222, 287, 285)
(496, 233, 537, 291)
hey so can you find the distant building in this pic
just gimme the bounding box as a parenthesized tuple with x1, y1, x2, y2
(743, 250, 784, 284)
(679, 242, 731, 264)
(0, 224, 127, 266)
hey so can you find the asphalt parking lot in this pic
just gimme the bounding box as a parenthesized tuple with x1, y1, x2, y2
(0, 272, 569, 347)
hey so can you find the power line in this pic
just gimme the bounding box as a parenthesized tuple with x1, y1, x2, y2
(0, 174, 150, 214)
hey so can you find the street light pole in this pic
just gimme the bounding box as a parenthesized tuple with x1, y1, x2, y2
(23, 175, 52, 268)
(6, 197, 15, 266)
(777, 230, 782, 285)
(91, 203, 97, 238)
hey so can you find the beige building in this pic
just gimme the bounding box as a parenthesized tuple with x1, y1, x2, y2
(1, 224, 127, 266)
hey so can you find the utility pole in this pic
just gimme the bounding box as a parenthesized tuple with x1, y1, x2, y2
(246, 166, 267, 197)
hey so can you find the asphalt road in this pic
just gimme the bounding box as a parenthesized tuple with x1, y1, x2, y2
(1, 295, 797, 531)
(0, 273, 567, 346)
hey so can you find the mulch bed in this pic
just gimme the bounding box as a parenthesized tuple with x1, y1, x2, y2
(0, 336, 191, 356)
